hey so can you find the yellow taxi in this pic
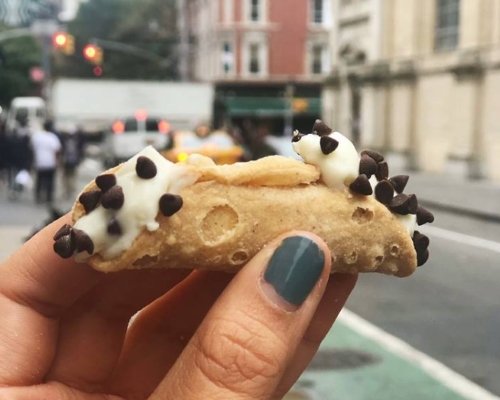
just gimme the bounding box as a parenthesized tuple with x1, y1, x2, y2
(163, 129, 244, 165)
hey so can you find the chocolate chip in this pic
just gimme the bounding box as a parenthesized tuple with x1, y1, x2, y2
(159, 194, 183, 216)
(53, 224, 72, 241)
(95, 174, 117, 192)
(413, 231, 430, 253)
(107, 218, 122, 235)
(389, 175, 409, 194)
(312, 119, 333, 136)
(375, 180, 394, 205)
(375, 161, 389, 181)
(361, 149, 384, 164)
(349, 174, 373, 196)
(101, 186, 124, 210)
(417, 248, 429, 267)
(320, 136, 339, 155)
(417, 206, 435, 225)
(389, 194, 411, 215)
(359, 155, 378, 177)
(408, 194, 418, 214)
(73, 229, 94, 255)
(136, 156, 157, 179)
(79, 189, 102, 214)
(53, 234, 76, 259)
(291, 132, 305, 143)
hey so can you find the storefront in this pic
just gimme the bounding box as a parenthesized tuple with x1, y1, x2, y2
(213, 82, 322, 138)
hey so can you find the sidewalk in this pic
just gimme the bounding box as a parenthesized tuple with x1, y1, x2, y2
(388, 154, 500, 221)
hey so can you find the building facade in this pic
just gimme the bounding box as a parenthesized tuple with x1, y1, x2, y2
(189, 0, 333, 135)
(323, 0, 500, 182)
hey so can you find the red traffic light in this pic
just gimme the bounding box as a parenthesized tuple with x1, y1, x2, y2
(83, 44, 103, 65)
(83, 44, 97, 59)
(53, 32, 68, 47)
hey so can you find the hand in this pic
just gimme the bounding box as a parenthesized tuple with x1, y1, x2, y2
(0, 217, 357, 399)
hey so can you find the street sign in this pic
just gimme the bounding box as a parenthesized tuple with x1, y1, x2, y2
(292, 98, 309, 113)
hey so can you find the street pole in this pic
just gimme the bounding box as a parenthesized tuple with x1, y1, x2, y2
(284, 82, 295, 136)
(41, 34, 52, 100)
(178, 0, 189, 81)
(31, 19, 59, 102)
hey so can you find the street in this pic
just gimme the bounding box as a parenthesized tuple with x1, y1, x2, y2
(1, 163, 500, 398)
(346, 207, 500, 395)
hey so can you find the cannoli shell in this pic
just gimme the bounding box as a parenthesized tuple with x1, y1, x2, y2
(72, 156, 417, 277)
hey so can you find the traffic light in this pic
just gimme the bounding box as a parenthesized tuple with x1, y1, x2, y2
(53, 32, 75, 55)
(83, 44, 103, 65)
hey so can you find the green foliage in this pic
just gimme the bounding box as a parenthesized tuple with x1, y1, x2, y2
(54, 0, 179, 80)
(0, 24, 43, 106)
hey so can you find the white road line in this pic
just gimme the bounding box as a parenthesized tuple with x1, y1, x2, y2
(339, 309, 500, 400)
(422, 225, 500, 255)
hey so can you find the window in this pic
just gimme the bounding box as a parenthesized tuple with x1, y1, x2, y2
(250, 0, 260, 22)
(221, 42, 234, 74)
(312, 44, 324, 74)
(311, 0, 323, 24)
(435, 0, 460, 51)
(249, 43, 260, 74)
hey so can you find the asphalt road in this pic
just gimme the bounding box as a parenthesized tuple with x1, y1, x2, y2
(346, 208, 500, 396)
(1, 164, 499, 396)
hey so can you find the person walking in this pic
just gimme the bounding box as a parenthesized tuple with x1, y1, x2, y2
(60, 125, 84, 199)
(31, 121, 61, 204)
(7, 118, 33, 200)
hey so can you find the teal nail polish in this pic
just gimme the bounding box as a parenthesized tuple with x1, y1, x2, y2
(264, 236, 325, 306)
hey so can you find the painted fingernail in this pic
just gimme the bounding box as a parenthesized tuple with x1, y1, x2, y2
(263, 236, 325, 306)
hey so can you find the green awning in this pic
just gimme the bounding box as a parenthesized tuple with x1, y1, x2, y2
(224, 96, 321, 117)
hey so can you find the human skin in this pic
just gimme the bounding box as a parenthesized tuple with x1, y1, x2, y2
(0, 215, 357, 399)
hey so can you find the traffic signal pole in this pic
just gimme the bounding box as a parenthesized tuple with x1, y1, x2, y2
(41, 34, 52, 99)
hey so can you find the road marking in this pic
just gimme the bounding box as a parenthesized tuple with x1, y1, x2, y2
(338, 309, 500, 400)
(423, 225, 500, 255)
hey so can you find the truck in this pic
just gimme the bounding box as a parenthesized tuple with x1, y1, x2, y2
(50, 79, 215, 135)
(51, 79, 215, 166)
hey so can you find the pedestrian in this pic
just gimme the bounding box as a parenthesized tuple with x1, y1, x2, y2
(7, 118, 33, 200)
(31, 120, 61, 204)
(61, 125, 84, 199)
(0, 221, 357, 398)
(249, 124, 277, 160)
(0, 121, 9, 188)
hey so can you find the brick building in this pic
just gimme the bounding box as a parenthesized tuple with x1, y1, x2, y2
(188, 0, 332, 135)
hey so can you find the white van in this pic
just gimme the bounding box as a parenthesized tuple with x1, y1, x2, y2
(6, 97, 47, 134)
(102, 112, 172, 168)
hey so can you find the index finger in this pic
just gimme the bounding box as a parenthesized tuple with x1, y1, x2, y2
(0, 215, 103, 386)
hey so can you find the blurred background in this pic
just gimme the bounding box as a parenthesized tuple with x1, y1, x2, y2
(1, 0, 500, 399)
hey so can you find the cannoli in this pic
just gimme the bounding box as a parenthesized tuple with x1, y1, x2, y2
(53, 121, 434, 278)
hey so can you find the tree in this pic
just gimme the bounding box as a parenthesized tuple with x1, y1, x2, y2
(53, 0, 179, 80)
(0, 24, 42, 106)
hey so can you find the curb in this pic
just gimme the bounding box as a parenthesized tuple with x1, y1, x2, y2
(419, 200, 500, 223)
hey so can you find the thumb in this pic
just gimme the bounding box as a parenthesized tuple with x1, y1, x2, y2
(150, 232, 331, 400)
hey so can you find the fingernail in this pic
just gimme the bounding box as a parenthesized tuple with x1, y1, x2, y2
(263, 236, 325, 306)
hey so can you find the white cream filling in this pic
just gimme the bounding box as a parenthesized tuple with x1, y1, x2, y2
(292, 132, 359, 189)
(294, 132, 417, 236)
(74, 146, 198, 260)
